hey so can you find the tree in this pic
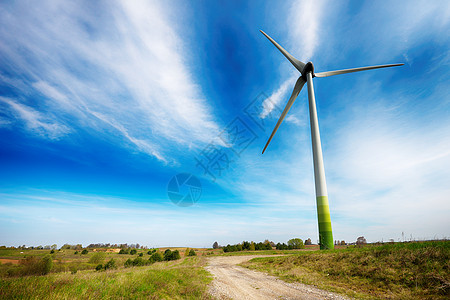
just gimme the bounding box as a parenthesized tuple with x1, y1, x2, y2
(213, 241, 219, 249)
(249, 242, 255, 251)
(356, 236, 367, 245)
(51, 244, 57, 250)
(340, 240, 346, 245)
(287, 238, 304, 249)
(305, 238, 312, 245)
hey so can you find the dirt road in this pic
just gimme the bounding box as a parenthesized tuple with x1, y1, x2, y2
(206, 255, 349, 300)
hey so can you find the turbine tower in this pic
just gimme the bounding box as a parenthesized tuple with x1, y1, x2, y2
(260, 30, 403, 250)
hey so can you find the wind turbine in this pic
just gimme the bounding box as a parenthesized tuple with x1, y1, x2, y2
(260, 30, 403, 250)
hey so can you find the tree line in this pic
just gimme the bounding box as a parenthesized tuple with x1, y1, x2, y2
(216, 238, 306, 252)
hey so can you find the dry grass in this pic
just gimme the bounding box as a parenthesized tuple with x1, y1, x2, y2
(242, 241, 449, 299)
(0, 257, 212, 299)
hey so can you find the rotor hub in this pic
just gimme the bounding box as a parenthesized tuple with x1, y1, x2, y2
(301, 61, 315, 80)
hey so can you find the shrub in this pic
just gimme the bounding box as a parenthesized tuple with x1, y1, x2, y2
(50, 249, 55, 254)
(164, 249, 172, 261)
(163, 249, 181, 261)
(171, 250, 181, 260)
(95, 264, 103, 271)
(119, 249, 129, 254)
(149, 252, 163, 263)
(81, 249, 88, 255)
(124, 259, 133, 268)
(188, 249, 197, 256)
(42, 255, 53, 275)
(89, 252, 106, 264)
(130, 249, 137, 255)
(138, 252, 143, 257)
(19, 255, 53, 275)
(147, 249, 156, 255)
(70, 266, 77, 274)
(104, 258, 116, 270)
(132, 257, 145, 266)
(74, 251, 78, 255)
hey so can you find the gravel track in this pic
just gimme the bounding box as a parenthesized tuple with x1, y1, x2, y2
(206, 255, 349, 300)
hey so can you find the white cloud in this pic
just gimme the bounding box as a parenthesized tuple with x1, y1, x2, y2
(0, 97, 70, 139)
(261, 0, 328, 120)
(0, 0, 221, 163)
(288, 0, 328, 61)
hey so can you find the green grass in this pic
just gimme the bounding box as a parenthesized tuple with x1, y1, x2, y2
(241, 241, 450, 299)
(0, 257, 212, 299)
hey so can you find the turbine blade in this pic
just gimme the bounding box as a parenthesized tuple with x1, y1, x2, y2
(260, 30, 305, 73)
(315, 63, 404, 78)
(262, 76, 306, 154)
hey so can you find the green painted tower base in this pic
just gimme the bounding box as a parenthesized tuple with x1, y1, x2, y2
(316, 196, 334, 250)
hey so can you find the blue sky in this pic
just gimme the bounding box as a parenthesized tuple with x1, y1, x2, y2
(1, 0, 449, 248)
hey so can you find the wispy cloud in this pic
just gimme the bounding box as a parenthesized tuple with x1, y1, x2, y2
(0, 96, 70, 139)
(261, 0, 328, 120)
(0, 0, 221, 163)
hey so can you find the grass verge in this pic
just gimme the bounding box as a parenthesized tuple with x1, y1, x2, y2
(0, 257, 212, 299)
(241, 241, 449, 299)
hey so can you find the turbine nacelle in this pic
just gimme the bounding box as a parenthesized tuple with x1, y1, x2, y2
(301, 61, 315, 80)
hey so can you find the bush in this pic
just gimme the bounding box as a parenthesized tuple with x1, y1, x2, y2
(138, 252, 143, 257)
(95, 264, 103, 271)
(149, 252, 163, 263)
(81, 249, 88, 255)
(74, 251, 78, 255)
(147, 249, 156, 255)
(130, 249, 137, 255)
(89, 252, 106, 264)
(164, 249, 172, 261)
(133, 257, 145, 266)
(41, 255, 53, 275)
(171, 250, 181, 260)
(188, 249, 197, 256)
(163, 249, 181, 261)
(70, 266, 77, 274)
(50, 249, 55, 254)
(20, 255, 53, 275)
(104, 258, 116, 270)
(119, 249, 129, 254)
(124, 259, 133, 268)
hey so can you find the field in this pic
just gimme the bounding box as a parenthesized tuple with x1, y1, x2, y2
(1, 241, 449, 299)
(242, 241, 450, 299)
(0, 248, 213, 299)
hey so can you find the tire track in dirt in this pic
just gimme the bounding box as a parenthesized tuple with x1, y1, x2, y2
(206, 255, 349, 300)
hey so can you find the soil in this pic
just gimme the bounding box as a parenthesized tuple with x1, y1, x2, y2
(206, 255, 349, 300)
